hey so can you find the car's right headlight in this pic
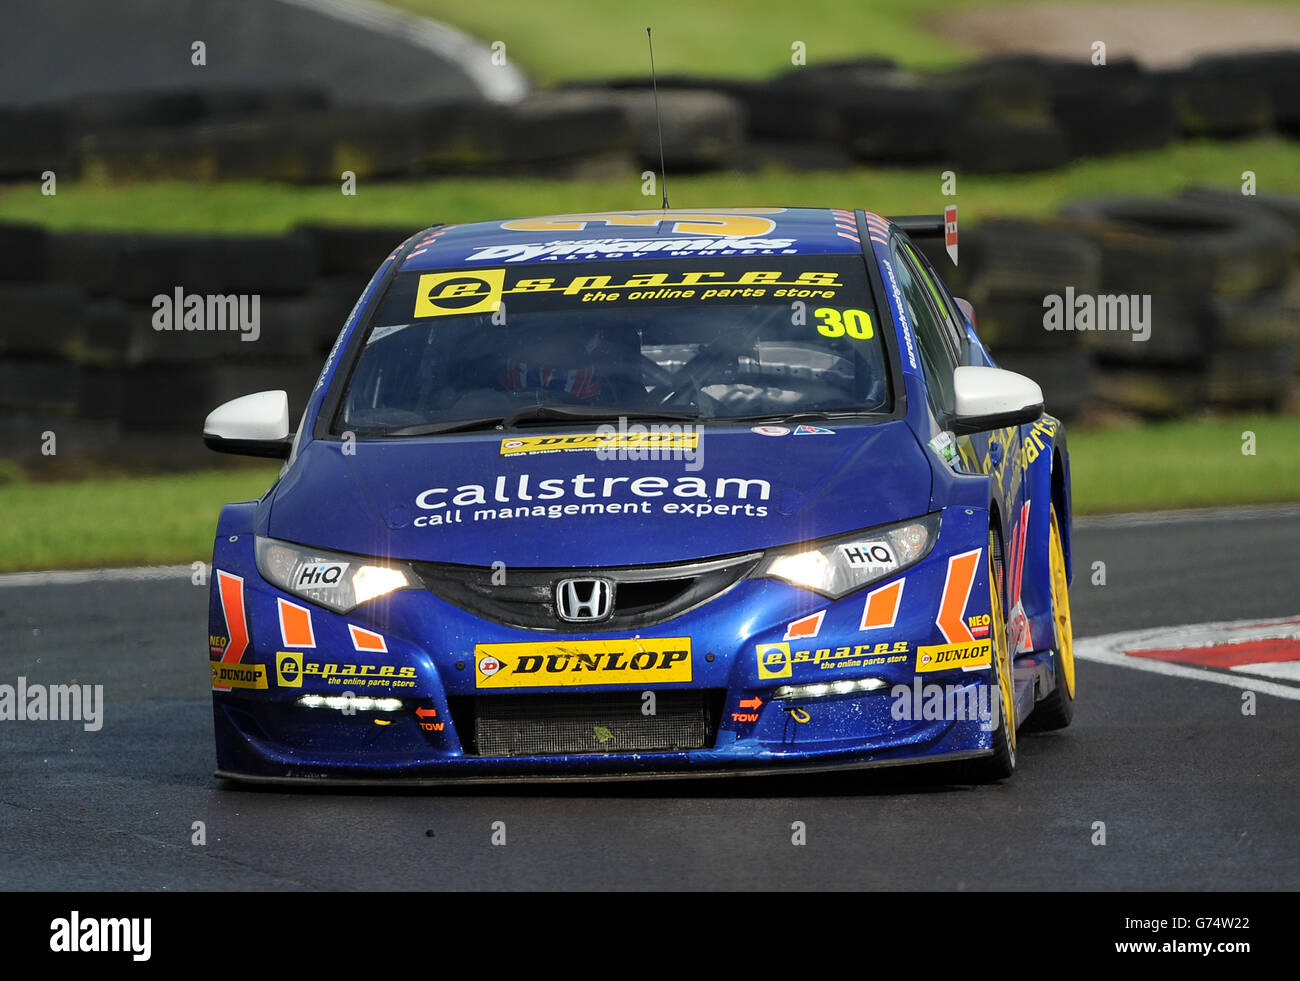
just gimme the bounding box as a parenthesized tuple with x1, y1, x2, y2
(255, 537, 417, 614)
(752, 513, 941, 599)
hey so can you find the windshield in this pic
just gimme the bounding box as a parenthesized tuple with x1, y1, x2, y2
(333, 254, 891, 435)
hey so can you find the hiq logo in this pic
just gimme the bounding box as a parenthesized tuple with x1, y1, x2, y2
(840, 542, 895, 567)
(296, 562, 348, 588)
(276, 651, 303, 688)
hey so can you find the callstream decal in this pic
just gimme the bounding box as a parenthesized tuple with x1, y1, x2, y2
(413, 474, 771, 528)
(474, 639, 692, 689)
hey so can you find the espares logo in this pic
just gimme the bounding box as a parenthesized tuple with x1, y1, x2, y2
(151, 287, 261, 341)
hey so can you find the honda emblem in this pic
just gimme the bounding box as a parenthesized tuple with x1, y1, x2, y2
(556, 578, 614, 622)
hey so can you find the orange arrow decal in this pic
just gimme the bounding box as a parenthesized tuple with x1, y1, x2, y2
(860, 579, 905, 630)
(783, 610, 824, 641)
(213, 571, 249, 691)
(277, 598, 316, 648)
(936, 549, 981, 645)
(349, 624, 388, 653)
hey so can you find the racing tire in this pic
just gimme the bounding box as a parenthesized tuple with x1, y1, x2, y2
(107, 231, 320, 300)
(1059, 197, 1295, 298)
(950, 119, 1068, 174)
(1205, 346, 1295, 410)
(1180, 188, 1300, 259)
(1076, 293, 1212, 367)
(1092, 366, 1202, 416)
(955, 526, 1017, 781)
(0, 284, 88, 357)
(587, 87, 746, 172)
(964, 219, 1102, 299)
(0, 222, 50, 281)
(298, 224, 412, 277)
(1158, 69, 1273, 138)
(1023, 505, 1076, 731)
(1190, 50, 1300, 134)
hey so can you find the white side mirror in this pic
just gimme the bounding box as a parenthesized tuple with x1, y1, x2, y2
(203, 390, 292, 458)
(949, 366, 1044, 435)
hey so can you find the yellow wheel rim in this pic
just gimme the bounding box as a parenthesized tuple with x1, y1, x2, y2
(989, 534, 1015, 754)
(1048, 507, 1076, 699)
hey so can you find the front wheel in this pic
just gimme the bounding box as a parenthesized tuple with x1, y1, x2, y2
(1024, 504, 1076, 731)
(956, 526, 1017, 781)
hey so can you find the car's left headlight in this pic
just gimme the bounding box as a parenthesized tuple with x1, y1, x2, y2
(255, 537, 417, 614)
(753, 513, 941, 599)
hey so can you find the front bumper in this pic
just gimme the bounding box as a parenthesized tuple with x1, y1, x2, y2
(209, 507, 1003, 782)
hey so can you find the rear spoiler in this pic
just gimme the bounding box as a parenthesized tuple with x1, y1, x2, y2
(884, 207, 958, 266)
(887, 214, 944, 237)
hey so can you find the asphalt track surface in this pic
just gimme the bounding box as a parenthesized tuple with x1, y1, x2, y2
(2, 506, 1297, 891)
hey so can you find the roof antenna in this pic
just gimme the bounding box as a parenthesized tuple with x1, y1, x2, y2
(646, 26, 670, 210)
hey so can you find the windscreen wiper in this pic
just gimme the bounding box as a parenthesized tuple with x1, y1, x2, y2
(378, 405, 700, 438)
(730, 410, 888, 425)
(500, 404, 701, 429)
(379, 416, 508, 437)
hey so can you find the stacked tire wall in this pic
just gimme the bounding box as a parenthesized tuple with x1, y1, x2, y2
(2, 192, 1297, 469)
(917, 191, 1299, 421)
(4, 50, 1300, 182)
(0, 223, 410, 469)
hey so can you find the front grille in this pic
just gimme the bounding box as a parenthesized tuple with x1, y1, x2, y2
(414, 553, 760, 631)
(451, 690, 722, 757)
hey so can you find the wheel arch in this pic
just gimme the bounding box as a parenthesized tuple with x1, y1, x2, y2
(1017, 415, 1069, 653)
(1051, 432, 1073, 585)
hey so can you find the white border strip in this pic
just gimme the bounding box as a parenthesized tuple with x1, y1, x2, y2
(1075, 503, 1300, 529)
(276, 0, 529, 102)
(1075, 615, 1300, 702)
(0, 565, 194, 588)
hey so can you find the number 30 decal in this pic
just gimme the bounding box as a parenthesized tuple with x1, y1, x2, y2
(814, 307, 874, 339)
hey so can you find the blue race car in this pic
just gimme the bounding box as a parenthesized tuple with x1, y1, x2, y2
(203, 208, 1074, 785)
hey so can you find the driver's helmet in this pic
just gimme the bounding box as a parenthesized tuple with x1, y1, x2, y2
(500, 324, 608, 401)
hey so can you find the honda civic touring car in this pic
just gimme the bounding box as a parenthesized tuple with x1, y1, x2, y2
(202, 207, 1075, 784)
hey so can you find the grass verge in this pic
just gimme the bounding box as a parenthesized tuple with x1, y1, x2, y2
(1, 414, 1295, 572)
(380, 0, 1282, 81)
